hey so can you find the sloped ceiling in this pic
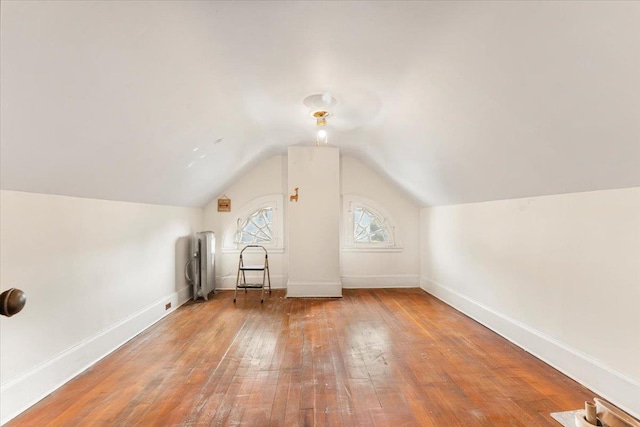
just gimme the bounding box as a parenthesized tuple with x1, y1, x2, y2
(1, 1, 639, 207)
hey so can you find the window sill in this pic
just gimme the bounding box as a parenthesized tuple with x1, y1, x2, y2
(342, 246, 403, 253)
(221, 247, 285, 255)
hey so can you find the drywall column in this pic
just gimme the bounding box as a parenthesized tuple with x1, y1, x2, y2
(286, 146, 342, 297)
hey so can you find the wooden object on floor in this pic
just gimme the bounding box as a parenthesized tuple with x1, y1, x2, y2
(6, 289, 600, 426)
(595, 398, 640, 427)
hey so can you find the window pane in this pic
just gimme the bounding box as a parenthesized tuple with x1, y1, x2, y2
(237, 207, 273, 245)
(352, 206, 391, 243)
(253, 215, 266, 227)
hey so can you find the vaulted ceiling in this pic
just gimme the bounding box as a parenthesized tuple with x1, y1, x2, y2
(1, 1, 639, 207)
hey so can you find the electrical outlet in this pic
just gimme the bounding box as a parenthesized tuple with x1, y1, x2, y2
(165, 302, 171, 310)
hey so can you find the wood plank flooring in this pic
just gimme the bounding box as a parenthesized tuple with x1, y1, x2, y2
(7, 289, 596, 426)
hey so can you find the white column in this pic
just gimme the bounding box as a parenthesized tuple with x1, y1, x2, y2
(286, 146, 342, 297)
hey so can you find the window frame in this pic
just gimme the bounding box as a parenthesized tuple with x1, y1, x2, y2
(222, 194, 284, 254)
(342, 195, 402, 252)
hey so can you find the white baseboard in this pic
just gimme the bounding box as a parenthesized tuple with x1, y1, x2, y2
(177, 284, 192, 303)
(420, 277, 640, 420)
(341, 274, 419, 289)
(0, 286, 192, 425)
(286, 281, 343, 298)
(215, 274, 287, 290)
(216, 274, 419, 291)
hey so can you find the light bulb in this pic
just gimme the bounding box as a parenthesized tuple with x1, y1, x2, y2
(316, 129, 328, 145)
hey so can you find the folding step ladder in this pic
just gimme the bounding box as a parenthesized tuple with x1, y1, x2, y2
(234, 245, 271, 303)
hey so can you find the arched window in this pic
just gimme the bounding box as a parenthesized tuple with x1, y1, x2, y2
(343, 195, 401, 252)
(353, 206, 391, 243)
(223, 194, 284, 253)
(236, 207, 273, 244)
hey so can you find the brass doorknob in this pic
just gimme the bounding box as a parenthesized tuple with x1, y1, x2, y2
(0, 288, 26, 317)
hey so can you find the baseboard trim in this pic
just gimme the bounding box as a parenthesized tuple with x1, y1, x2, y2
(216, 274, 419, 290)
(341, 274, 419, 289)
(0, 286, 192, 425)
(286, 281, 343, 298)
(420, 277, 640, 419)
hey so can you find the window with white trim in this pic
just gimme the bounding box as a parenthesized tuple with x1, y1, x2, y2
(236, 207, 273, 244)
(353, 206, 390, 243)
(343, 195, 401, 252)
(222, 194, 284, 253)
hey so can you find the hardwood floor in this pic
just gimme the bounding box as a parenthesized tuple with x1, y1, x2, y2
(7, 289, 595, 426)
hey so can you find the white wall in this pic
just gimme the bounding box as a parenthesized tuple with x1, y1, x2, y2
(0, 190, 203, 424)
(203, 154, 421, 291)
(341, 156, 420, 287)
(203, 155, 287, 289)
(287, 146, 341, 297)
(420, 187, 640, 417)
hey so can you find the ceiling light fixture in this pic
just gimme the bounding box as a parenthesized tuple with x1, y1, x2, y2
(313, 110, 330, 145)
(313, 110, 329, 126)
(316, 128, 328, 145)
(303, 93, 337, 146)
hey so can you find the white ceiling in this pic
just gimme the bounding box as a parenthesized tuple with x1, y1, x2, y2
(1, 1, 639, 207)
